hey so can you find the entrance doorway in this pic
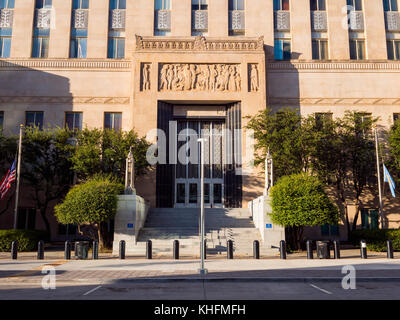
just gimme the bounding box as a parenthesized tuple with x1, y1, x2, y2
(174, 120, 224, 208)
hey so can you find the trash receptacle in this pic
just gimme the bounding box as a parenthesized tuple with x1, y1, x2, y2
(316, 241, 331, 259)
(75, 241, 89, 260)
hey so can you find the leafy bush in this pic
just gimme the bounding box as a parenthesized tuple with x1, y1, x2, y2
(350, 229, 400, 252)
(0, 229, 49, 252)
(54, 175, 124, 248)
(270, 173, 339, 250)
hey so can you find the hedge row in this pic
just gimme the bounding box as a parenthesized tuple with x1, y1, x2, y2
(350, 229, 400, 252)
(0, 230, 49, 252)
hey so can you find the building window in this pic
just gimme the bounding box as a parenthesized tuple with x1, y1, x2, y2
(361, 209, 379, 230)
(387, 40, 400, 60)
(58, 223, 77, 236)
(108, 0, 125, 59)
(310, 0, 326, 10)
(0, 111, 3, 132)
(229, 0, 245, 36)
(394, 113, 400, 123)
(349, 39, 365, 60)
(104, 112, 122, 131)
(65, 112, 82, 131)
(192, 0, 208, 36)
(70, 0, 89, 58)
(26, 111, 44, 130)
(274, 39, 291, 60)
(17, 208, 36, 230)
(346, 0, 362, 10)
(154, 0, 171, 36)
(110, 0, 126, 9)
(107, 36, 125, 59)
(321, 224, 339, 236)
(383, 0, 398, 11)
(35, 0, 52, 8)
(312, 39, 328, 60)
(73, 0, 89, 9)
(273, 0, 289, 11)
(32, 0, 52, 58)
(0, 0, 14, 58)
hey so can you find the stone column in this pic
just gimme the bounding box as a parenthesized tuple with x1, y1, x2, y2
(10, 0, 35, 58)
(248, 0, 274, 57)
(327, 0, 350, 60)
(209, 0, 228, 37)
(291, 0, 312, 60)
(87, 0, 109, 58)
(172, 0, 191, 36)
(364, 0, 387, 60)
(49, 0, 72, 58)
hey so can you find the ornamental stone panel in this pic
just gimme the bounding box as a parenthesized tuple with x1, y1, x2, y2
(35, 9, 52, 29)
(274, 11, 290, 31)
(159, 63, 241, 92)
(72, 9, 89, 29)
(385, 11, 400, 31)
(110, 9, 126, 30)
(311, 11, 327, 31)
(155, 10, 171, 30)
(0, 9, 13, 28)
(229, 10, 245, 31)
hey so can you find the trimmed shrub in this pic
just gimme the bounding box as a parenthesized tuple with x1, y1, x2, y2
(350, 229, 400, 252)
(0, 229, 49, 252)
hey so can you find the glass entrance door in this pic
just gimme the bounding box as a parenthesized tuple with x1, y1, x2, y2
(175, 120, 224, 208)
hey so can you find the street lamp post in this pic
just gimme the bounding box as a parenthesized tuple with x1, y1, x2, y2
(197, 138, 207, 275)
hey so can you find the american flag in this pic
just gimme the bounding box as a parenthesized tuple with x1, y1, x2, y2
(0, 160, 16, 200)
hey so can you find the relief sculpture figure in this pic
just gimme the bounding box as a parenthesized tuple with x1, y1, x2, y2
(250, 64, 259, 92)
(159, 65, 168, 91)
(142, 64, 150, 91)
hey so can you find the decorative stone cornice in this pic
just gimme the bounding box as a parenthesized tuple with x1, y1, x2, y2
(135, 35, 264, 52)
(269, 97, 400, 106)
(0, 59, 131, 71)
(267, 61, 400, 71)
(0, 96, 130, 105)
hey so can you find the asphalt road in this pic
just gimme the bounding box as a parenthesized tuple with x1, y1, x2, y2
(1, 279, 400, 300)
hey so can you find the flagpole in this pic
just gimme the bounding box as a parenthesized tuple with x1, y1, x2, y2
(374, 128, 384, 229)
(13, 124, 23, 230)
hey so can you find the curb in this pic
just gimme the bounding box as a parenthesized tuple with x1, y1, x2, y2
(110, 277, 400, 283)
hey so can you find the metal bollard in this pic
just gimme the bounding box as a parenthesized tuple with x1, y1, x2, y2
(360, 240, 368, 259)
(146, 240, 152, 259)
(11, 240, 18, 260)
(306, 240, 313, 259)
(74, 242, 78, 257)
(202, 239, 207, 260)
(173, 240, 179, 260)
(253, 240, 260, 259)
(92, 241, 99, 260)
(280, 240, 287, 260)
(64, 241, 71, 260)
(387, 240, 394, 259)
(37, 240, 44, 260)
(227, 240, 234, 259)
(119, 240, 126, 259)
(333, 240, 341, 259)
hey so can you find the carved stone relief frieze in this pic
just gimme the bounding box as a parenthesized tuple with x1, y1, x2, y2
(158, 63, 241, 92)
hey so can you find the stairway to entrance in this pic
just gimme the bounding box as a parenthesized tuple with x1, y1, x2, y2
(129, 208, 279, 257)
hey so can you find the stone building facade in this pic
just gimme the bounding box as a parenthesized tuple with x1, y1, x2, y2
(0, 0, 400, 240)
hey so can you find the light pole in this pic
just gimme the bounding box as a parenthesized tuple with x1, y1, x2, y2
(197, 138, 207, 275)
(13, 124, 24, 230)
(374, 128, 384, 229)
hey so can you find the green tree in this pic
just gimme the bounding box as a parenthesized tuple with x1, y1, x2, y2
(54, 175, 124, 249)
(388, 119, 400, 183)
(71, 128, 151, 182)
(270, 173, 339, 250)
(21, 127, 75, 234)
(246, 108, 315, 178)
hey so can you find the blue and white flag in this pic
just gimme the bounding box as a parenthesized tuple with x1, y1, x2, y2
(383, 164, 396, 198)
